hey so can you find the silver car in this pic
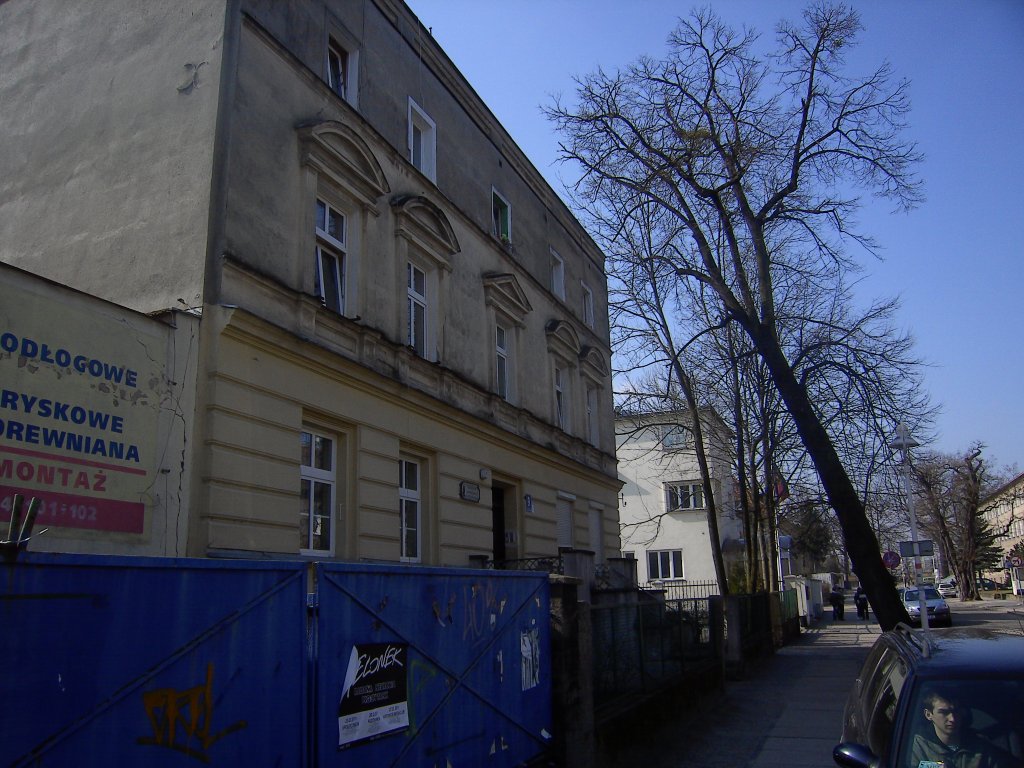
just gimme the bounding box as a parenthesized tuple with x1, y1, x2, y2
(936, 579, 957, 598)
(901, 586, 952, 626)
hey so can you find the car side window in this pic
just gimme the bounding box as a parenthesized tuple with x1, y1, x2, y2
(865, 654, 908, 757)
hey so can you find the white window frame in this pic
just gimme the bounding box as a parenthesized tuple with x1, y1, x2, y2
(581, 281, 595, 327)
(496, 323, 510, 400)
(666, 482, 705, 511)
(491, 188, 511, 242)
(326, 36, 358, 107)
(648, 549, 684, 580)
(408, 99, 437, 182)
(661, 425, 692, 450)
(399, 458, 421, 562)
(407, 262, 428, 357)
(550, 249, 565, 300)
(300, 428, 336, 556)
(315, 198, 346, 314)
(586, 385, 599, 445)
(554, 364, 569, 432)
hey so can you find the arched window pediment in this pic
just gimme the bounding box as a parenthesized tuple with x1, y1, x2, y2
(298, 120, 390, 209)
(579, 345, 609, 381)
(391, 195, 460, 270)
(545, 319, 581, 360)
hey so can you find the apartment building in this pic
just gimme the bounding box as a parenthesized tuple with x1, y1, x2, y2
(0, 0, 619, 565)
(616, 410, 741, 587)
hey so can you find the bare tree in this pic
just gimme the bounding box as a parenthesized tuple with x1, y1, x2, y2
(548, 5, 925, 628)
(913, 446, 1008, 601)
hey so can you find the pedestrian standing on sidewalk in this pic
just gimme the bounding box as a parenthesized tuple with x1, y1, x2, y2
(829, 586, 845, 620)
(854, 586, 869, 620)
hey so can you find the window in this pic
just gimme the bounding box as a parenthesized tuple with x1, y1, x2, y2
(496, 324, 509, 399)
(550, 249, 565, 299)
(399, 458, 421, 562)
(667, 482, 704, 511)
(554, 365, 569, 431)
(300, 429, 335, 555)
(407, 262, 427, 357)
(556, 494, 574, 549)
(408, 99, 436, 181)
(327, 41, 348, 99)
(581, 282, 594, 327)
(648, 549, 684, 580)
(661, 425, 692, 450)
(326, 36, 358, 106)
(491, 189, 511, 242)
(586, 385, 599, 445)
(315, 198, 346, 314)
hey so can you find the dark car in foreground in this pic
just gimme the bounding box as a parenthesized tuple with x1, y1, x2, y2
(834, 626, 1024, 768)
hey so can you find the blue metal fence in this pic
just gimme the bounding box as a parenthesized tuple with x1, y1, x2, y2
(1, 553, 309, 767)
(1, 554, 552, 767)
(314, 563, 551, 766)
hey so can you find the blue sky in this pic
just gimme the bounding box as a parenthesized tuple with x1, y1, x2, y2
(407, 1, 1024, 472)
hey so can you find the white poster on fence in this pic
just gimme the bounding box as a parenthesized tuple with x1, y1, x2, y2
(338, 643, 409, 748)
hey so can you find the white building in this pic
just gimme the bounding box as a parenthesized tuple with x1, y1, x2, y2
(616, 410, 742, 590)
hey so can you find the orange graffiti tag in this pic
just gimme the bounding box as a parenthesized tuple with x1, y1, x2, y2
(137, 663, 247, 762)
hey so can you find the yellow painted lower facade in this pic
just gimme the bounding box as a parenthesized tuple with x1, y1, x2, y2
(188, 306, 621, 566)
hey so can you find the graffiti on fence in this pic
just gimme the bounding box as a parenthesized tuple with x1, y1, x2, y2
(461, 582, 507, 643)
(137, 663, 247, 762)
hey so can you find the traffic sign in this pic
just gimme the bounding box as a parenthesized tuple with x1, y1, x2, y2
(899, 540, 934, 557)
(882, 550, 901, 569)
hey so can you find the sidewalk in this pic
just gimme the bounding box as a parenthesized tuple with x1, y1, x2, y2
(597, 614, 880, 768)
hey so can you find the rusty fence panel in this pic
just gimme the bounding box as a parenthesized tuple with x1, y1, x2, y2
(1, 552, 309, 767)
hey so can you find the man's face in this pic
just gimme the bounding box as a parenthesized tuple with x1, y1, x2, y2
(925, 696, 963, 742)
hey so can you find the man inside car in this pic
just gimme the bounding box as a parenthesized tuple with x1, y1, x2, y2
(909, 688, 1018, 768)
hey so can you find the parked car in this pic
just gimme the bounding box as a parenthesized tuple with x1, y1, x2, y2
(834, 626, 1024, 768)
(901, 586, 952, 627)
(936, 578, 957, 599)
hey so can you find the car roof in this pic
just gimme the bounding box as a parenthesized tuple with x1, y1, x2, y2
(890, 627, 1024, 677)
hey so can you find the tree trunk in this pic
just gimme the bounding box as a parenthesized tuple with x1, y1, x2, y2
(677, 369, 731, 596)
(749, 324, 910, 629)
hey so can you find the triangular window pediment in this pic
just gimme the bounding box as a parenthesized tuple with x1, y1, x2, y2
(483, 273, 532, 326)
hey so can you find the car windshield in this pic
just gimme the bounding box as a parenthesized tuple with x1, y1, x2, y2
(904, 588, 940, 602)
(895, 678, 1024, 768)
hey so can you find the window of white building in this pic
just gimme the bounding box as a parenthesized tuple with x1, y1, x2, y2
(648, 549, 684, 580)
(666, 482, 704, 511)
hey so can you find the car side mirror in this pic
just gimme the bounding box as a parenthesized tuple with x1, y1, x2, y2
(833, 742, 880, 768)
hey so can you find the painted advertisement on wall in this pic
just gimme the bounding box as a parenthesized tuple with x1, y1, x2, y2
(0, 275, 169, 536)
(338, 643, 409, 748)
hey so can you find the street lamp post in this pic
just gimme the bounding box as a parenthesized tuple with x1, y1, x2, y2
(889, 423, 929, 633)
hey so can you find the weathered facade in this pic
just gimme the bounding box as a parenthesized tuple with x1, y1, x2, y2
(982, 471, 1024, 593)
(616, 411, 741, 586)
(0, 0, 619, 564)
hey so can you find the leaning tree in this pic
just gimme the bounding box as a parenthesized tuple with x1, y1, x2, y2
(547, 5, 925, 628)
